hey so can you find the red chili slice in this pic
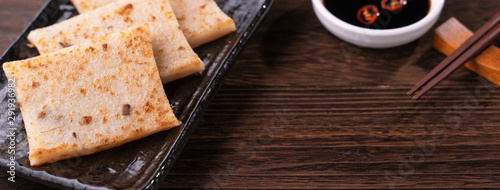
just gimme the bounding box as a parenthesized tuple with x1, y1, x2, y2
(357, 5, 379, 25)
(381, 0, 405, 11)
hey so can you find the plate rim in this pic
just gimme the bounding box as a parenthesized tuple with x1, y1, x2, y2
(143, 0, 275, 189)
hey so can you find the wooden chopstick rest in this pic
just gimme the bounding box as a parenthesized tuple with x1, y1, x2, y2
(408, 12, 500, 99)
(433, 17, 500, 86)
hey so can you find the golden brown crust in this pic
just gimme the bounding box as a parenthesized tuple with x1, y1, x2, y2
(3, 23, 181, 166)
(169, 0, 236, 48)
(70, 0, 236, 48)
(29, 0, 204, 83)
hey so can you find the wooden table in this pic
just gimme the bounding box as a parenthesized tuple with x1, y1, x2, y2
(1, 0, 500, 189)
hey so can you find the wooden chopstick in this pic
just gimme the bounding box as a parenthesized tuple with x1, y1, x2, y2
(408, 11, 500, 99)
(413, 23, 500, 99)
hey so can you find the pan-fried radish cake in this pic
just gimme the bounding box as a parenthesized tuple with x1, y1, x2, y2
(70, 0, 236, 48)
(3, 23, 181, 166)
(168, 0, 236, 48)
(28, 0, 204, 83)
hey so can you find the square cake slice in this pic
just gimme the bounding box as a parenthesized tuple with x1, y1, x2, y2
(3, 23, 181, 166)
(28, 0, 204, 83)
(70, 0, 236, 48)
(169, 0, 236, 48)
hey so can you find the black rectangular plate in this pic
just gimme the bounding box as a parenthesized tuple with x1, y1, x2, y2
(0, 0, 273, 189)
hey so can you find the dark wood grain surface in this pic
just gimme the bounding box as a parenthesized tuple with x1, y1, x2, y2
(2, 0, 500, 189)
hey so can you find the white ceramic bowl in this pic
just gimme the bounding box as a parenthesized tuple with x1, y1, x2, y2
(312, 0, 445, 48)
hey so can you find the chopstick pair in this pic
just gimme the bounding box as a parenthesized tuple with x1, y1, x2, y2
(408, 11, 500, 100)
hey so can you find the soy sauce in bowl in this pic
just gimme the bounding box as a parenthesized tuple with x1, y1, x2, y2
(324, 0, 431, 29)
